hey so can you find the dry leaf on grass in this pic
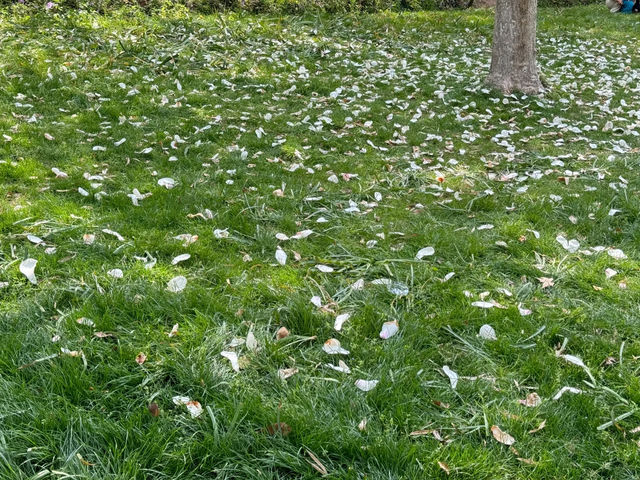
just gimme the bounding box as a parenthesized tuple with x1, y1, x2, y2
(265, 422, 291, 436)
(278, 367, 298, 380)
(306, 450, 328, 475)
(518, 392, 542, 407)
(148, 403, 160, 417)
(491, 425, 516, 445)
(135, 352, 147, 365)
(437, 461, 450, 475)
(529, 420, 546, 434)
(276, 326, 289, 340)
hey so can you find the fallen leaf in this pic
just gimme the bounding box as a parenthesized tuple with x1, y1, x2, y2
(537, 277, 554, 288)
(437, 461, 450, 475)
(306, 450, 328, 475)
(135, 352, 147, 365)
(325, 360, 351, 374)
(265, 422, 291, 436)
(278, 367, 298, 380)
(157, 177, 176, 189)
(148, 403, 160, 417)
(172, 396, 203, 418)
(491, 425, 516, 445)
(185, 400, 203, 418)
(528, 419, 546, 434)
(246, 331, 258, 351)
(518, 392, 541, 407)
(276, 326, 289, 340)
(315, 264, 334, 273)
(556, 235, 580, 253)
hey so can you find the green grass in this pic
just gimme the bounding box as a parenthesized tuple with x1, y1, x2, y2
(2, 4, 640, 479)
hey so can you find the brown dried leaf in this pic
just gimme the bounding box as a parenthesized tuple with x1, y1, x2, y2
(278, 367, 299, 380)
(148, 403, 160, 417)
(528, 420, 546, 434)
(306, 449, 328, 475)
(491, 425, 516, 445)
(265, 422, 291, 436)
(409, 429, 434, 437)
(276, 326, 290, 340)
(437, 461, 450, 475)
(537, 277, 555, 289)
(518, 392, 542, 407)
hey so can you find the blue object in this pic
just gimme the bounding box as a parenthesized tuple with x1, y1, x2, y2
(621, 0, 634, 13)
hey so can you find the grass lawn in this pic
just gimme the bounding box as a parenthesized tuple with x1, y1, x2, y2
(2, 4, 640, 478)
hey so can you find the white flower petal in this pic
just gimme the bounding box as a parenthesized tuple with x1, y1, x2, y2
(416, 247, 435, 260)
(167, 276, 187, 293)
(442, 365, 458, 389)
(19, 259, 38, 285)
(379, 320, 399, 340)
(355, 379, 378, 392)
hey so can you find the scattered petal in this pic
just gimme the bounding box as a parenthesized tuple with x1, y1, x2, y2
(221, 351, 240, 372)
(379, 320, 399, 339)
(107, 268, 123, 278)
(171, 254, 191, 265)
(158, 177, 176, 189)
(167, 276, 187, 292)
(275, 247, 287, 266)
(608, 248, 627, 260)
(478, 324, 497, 340)
(416, 247, 435, 259)
(552, 386, 583, 400)
(19, 259, 38, 285)
(355, 379, 379, 392)
(442, 365, 458, 389)
(334, 313, 351, 331)
(323, 338, 350, 355)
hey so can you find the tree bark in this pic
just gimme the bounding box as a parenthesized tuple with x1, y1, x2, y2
(486, 0, 543, 95)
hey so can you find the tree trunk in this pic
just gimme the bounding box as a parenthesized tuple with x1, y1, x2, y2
(486, 0, 543, 95)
